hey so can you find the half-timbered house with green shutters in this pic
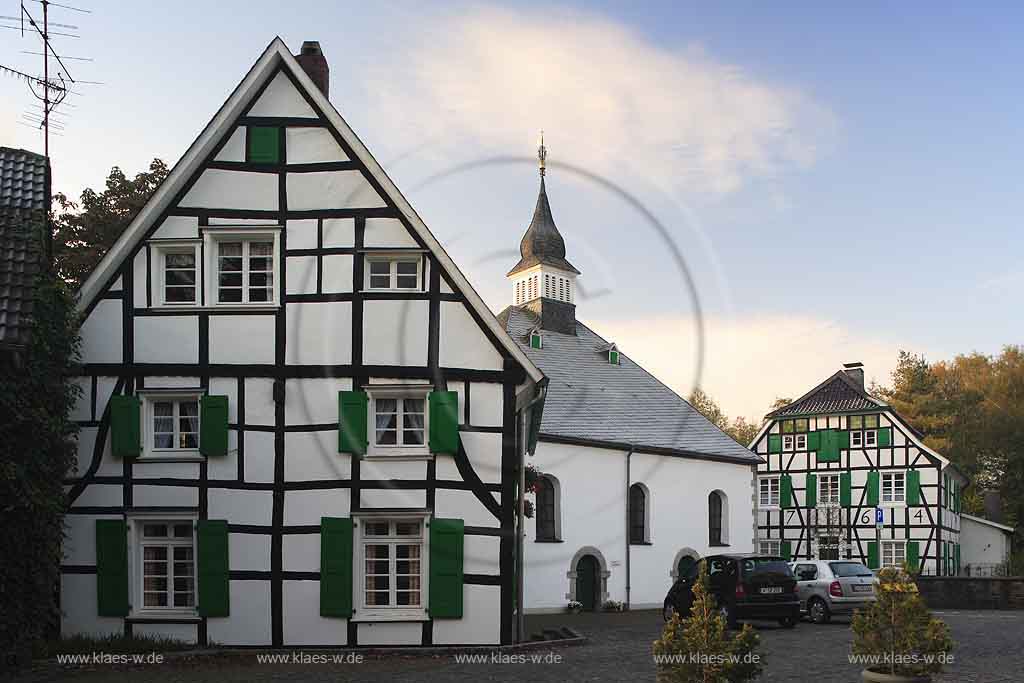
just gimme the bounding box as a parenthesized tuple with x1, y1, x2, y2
(62, 38, 545, 648)
(750, 363, 967, 576)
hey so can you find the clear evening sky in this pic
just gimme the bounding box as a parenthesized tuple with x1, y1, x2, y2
(2, 1, 1020, 421)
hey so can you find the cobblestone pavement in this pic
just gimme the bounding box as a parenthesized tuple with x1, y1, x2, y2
(15, 609, 1024, 682)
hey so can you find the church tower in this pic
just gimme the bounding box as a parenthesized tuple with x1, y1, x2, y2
(507, 134, 581, 335)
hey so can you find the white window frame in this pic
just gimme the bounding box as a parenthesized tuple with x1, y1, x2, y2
(138, 390, 205, 461)
(882, 471, 906, 506)
(352, 512, 430, 622)
(365, 384, 431, 458)
(127, 513, 199, 619)
(881, 540, 906, 568)
(851, 430, 863, 447)
(364, 253, 422, 291)
(865, 429, 877, 447)
(203, 227, 281, 308)
(153, 241, 201, 307)
(782, 434, 794, 451)
(759, 476, 780, 508)
(795, 433, 807, 450)
(819, 473, 841, 506)
(758, 539, 780, 556)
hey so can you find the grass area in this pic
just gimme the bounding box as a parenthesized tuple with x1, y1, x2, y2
(34, 632, 197, 659)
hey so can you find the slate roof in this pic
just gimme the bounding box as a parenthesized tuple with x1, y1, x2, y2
(498, 305, 759, 463)
(507, 178, 580, 277)
(0, 147, 48, 349)
(766, 370, 886, 418)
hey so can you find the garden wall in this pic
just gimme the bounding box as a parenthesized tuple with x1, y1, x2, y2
(916, 577, 1024, 609)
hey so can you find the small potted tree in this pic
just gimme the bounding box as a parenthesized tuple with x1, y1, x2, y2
(652, 563, 762, 682)
(851, 565, 954, 682)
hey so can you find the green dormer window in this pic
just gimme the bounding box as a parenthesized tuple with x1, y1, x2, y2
(247, 126, 280, 164)
(530, 331, 542, 349)
(609, 350, 619, 365)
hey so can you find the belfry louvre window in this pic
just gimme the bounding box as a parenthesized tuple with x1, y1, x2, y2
(361, 519, 424, 609)
(139, 522, 195, 610)
(217, 240, 274, 303)
(366, 257, 420, 290)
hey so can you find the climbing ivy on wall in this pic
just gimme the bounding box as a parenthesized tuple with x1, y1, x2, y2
(0, 268, 81, 664)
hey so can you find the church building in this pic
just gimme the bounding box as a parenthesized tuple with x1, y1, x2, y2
(61, 38, 545, 648)
(500, 142, 760, 613)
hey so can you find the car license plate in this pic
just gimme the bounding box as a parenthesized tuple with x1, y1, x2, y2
(853, 584, 872, 593)
(760, 586, 782, 594)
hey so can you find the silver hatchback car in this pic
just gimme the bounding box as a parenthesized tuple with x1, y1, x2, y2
(790, 560, 877, 624)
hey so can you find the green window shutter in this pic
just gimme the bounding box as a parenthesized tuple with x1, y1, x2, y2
(95, 519, 129, 616)
(780, 540, 792, 561)
(428, 391, 459, 455)
(866, 471, 880, 507)
(942, 542, 948, 575)
(247, 126, 279, 164)
(429, 518, 464, 618)
(110, 395, 141, 458)
(338, 391, 368, 456)
(320, 517, 353, 617)
(197, 520, 230, 617)
(818, 429, 840, 462)
(877, 427, 892, 447)
(837, 430, 850, 449)
(780, 474, 793, 509)
(609, 350, 619, 365)
(866, 541, 879, 569)
(768, 434, 782, 453)
(906, 470, 921, 506)
(530, 332, 542, 349)
(807, 431, 821, 451)
(840, 472, 852, 507)
(907, 541, 920, 572)
(200, 395, 229, 457)
(955, 544, 961, 575)
(805, 473, 817, 508)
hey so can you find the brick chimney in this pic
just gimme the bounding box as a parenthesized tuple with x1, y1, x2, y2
(843, 361, 865, 390)
(294, 41, 329, 98)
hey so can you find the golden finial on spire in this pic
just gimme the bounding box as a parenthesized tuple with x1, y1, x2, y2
(538, 130, 547, 177)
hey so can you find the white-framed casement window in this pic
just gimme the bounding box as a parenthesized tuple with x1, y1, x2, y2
(365, 255, 421, 291)
(204, 228, 280, 306)
(882, 471, 906, 505)
(759, 539, 780, 556)
(851, 431, 863, 447)
(139, 391, 203, 460)
(881, 540, 906, 568)
(154, 242, 201, 306)
(782, 435, 794, 451)
(865, 430, 877, 447)
(367, 385, 430, 457)
(759, 476, 780, 508)
(127, 515, 197, 617)
(354, 513, 429, 622)
(819, 473, 841, 505)
(795, 433, 807, 450)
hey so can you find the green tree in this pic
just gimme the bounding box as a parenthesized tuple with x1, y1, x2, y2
(51, 159, 169, 287)
(689, 388, 728, 430)
(0, 240, 81, 663)
(725, 416, 760, 448)
(653, 563, 762, 682)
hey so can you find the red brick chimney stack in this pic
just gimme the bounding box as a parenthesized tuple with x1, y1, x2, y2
(295, 41, 329, 98)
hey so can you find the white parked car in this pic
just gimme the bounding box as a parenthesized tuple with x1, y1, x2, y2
(789, 560, 878, 624)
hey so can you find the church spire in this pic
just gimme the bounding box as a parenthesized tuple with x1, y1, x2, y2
(538, 130, 547, 178)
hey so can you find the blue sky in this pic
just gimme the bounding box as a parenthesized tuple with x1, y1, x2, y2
(2, 1, 1021, 420)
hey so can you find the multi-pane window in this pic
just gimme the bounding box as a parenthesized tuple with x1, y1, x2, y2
(163, 251, 197, 304)
(882, 471, 906, 504)
(795, 433, 807, 450)
(819, 473, 841, 505)
(881, 541, 905, 568)
(759, 540, 780, 556)
(535, 477, 557, 541)
(865, 430, 877, 446)
(782, 434, 794, 450)
(629, 484, 647, 544)
(367, 258, 419, 290)
(361, 519, 423, 609)
(139, 522, 195, 610)
(373, 397, 425, 447)
(152, 398, 199, 451)
(217, 240, 274, 303)
(759, 477, 780, 507)
(851, 431, 863, 447)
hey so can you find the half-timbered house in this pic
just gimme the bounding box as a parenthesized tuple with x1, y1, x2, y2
(61, 38, 544, 648)
(750, 363, 967, 576)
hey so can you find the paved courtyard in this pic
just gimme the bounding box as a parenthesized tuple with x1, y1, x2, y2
(16, 609, 1024, 682)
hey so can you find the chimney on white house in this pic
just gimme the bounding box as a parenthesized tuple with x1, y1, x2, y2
(295, 41, 329, 98)
(843, 361, 865, 390)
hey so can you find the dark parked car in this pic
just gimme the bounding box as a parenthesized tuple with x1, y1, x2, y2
(663, 554, 800, 628)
